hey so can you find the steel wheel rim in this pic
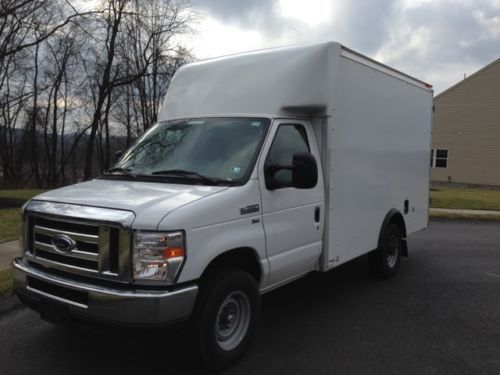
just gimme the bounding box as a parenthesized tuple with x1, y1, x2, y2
(215, 290, 251, 351)
(386, 234, 399, 268)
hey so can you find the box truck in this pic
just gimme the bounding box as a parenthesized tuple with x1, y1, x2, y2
(12, 42, 433, 369)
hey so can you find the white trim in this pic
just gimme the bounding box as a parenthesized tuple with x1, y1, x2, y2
(341, 47, 433, 91)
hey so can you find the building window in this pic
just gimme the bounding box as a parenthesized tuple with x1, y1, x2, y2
(431, 148, 448, 168)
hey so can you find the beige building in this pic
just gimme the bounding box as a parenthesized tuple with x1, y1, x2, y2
(431, 59, 500, 186)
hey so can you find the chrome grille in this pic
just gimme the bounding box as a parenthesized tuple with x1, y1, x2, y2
(33, 218, 99, 272)
(25, 214, 131, 282)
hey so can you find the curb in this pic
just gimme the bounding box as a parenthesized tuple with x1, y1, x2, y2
(429, 208, 500, 221)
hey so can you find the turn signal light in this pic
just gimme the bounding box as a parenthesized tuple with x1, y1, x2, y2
(163, 247, 184, 259)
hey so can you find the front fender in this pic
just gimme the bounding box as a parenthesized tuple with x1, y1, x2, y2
(177, 217, 268, 285)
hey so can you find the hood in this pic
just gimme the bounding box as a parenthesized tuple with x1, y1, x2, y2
(33, 179, 228, 230)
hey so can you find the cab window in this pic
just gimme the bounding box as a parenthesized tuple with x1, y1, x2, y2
(265, 124, 309, 188)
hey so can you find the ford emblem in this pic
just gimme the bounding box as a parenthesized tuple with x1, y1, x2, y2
(51, 234, 76, 253)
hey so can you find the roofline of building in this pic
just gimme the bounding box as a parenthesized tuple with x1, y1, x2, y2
(435, 58, 500, 100)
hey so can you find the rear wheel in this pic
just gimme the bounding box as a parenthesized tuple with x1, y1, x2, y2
(369, 223, 402, 278)
(192, 269, 260, 370)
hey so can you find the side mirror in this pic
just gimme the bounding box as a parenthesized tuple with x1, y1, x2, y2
(264, 152, 318, 190)
(113, 150, 123, 165)
(292, 152, 318, 189)
(264, 163, 288, 190)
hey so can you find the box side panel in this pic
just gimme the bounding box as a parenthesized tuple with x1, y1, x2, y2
(327, 56, 432, 268)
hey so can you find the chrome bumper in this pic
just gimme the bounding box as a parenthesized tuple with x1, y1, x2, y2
(12, 258, 198, 325)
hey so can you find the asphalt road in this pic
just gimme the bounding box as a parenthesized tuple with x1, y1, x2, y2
(1, 220, 499, 375)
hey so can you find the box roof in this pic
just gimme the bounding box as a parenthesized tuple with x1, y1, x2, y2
(158, 41, 431, 121)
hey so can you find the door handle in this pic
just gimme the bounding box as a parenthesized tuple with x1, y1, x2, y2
(314, 207, 320, 223)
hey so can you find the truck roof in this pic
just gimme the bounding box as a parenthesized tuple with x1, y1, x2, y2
(158, 41, 432, 121)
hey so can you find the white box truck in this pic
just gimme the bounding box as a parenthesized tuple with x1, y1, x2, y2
(12, 42, 433, 369)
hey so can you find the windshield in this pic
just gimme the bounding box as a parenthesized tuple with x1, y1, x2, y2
(109, 117, 270, 185)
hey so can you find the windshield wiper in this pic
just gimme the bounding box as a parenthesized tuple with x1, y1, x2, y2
(151, 169, 221, 185)
(105, 167, 137, 178)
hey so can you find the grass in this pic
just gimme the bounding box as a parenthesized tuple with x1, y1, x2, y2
(0, 189, 45, 201)
(0, 269, 12, 296)
(0, 208, 21, 244)
(430, 187, 500, 211)
(0, 190, 43, 296)
(0, 189, 45, 244)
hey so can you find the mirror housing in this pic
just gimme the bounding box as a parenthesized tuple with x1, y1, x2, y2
(265, 152, 318, 190)
(292, 152, 318, 189)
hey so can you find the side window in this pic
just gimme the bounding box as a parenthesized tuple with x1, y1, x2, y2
(265, 124, 309, 188)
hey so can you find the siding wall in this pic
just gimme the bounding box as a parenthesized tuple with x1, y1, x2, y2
(431, 60, 500, 186)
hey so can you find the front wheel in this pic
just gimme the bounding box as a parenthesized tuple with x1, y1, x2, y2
(369, 223, 402, 278)
(192, 269, 260, 370)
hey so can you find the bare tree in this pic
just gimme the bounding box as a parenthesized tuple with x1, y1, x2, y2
(0, 0, 97, 60)
(0, 0, 196, 187)
(0, 0, 97, 187)
(0, 55, 31, 186)
(120, 0, 193, 131)
(83, 0, 195, 177)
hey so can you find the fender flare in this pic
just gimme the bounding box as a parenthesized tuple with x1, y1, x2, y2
(200, 247, 264, 284)
(378, 209, 408, 257)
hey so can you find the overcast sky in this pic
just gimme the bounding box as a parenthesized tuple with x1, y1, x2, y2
(181, 0, 500, 94)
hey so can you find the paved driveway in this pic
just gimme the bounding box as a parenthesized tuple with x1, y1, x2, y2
(0, 220, 499, 375)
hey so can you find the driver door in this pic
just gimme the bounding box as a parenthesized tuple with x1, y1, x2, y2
(258, 119, 324, 287)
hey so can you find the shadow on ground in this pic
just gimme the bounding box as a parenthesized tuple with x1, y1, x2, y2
(2, 257, 375, 375)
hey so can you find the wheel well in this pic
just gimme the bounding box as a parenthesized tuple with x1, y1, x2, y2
(379, 209, 408, 257)
(202, 248, 262, 283)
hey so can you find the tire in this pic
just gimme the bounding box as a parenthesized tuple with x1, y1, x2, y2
(192, 268, 261, 370)
(369, 223, 402, 279)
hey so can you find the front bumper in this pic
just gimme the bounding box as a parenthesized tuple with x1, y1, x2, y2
(11, 258, 198, 325)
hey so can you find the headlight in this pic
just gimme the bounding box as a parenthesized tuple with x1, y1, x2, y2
(133, 231, 185, 284)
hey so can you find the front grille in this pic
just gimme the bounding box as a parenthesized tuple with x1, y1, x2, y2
(35, 249, 99, 271)
(25, 214, 131, 282)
